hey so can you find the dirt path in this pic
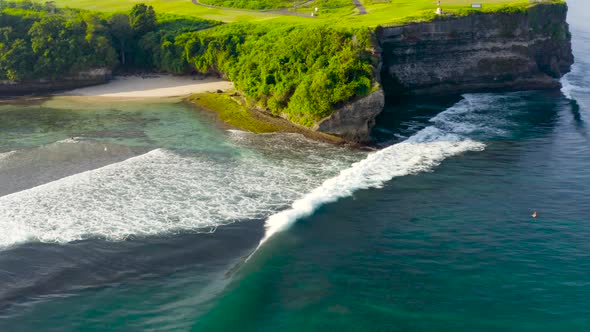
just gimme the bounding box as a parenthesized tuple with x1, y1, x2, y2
(294, 0, 315, 9)
(352, 0, 367, 14)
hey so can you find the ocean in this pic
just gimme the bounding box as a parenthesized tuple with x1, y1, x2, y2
(1, 1, 589, 330)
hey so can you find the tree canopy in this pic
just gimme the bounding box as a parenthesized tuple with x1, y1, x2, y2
(0, 1, 378, 126)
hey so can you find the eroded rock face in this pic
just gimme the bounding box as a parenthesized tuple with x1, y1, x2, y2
(0, 68, 112, 96)
(315, 88, 385, 143)
(378, 4, 573, 95)
(317, 4, 573, 143)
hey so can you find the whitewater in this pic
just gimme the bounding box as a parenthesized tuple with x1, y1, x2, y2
(0, 132, 359, 249)
(0, 93, 541, 252)
(254, 37, 590, 250)
(254, 95, 510, 249)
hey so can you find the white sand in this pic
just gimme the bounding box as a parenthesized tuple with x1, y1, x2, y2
(63, 75, 233, 98)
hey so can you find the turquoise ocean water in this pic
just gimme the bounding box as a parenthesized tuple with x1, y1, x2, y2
(1, 1, 589, 330)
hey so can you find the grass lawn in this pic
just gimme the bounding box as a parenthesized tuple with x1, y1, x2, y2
(45, 0, 283, 21)
(42, 0, 541, 26)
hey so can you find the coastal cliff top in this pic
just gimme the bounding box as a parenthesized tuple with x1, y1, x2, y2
(36, 0, 566, 27)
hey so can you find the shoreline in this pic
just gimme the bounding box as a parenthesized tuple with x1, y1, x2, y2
(61, 75, 234, 98)
(186, 92, 360, 147)
(11, 74, 359, 147)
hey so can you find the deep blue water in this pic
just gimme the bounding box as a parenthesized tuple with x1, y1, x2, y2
(1, 2, 589, 330)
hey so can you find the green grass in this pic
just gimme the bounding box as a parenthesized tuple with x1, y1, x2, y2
(199, 0, 300, 10)
(188, 92, 282, 133)
(44, 0, 282, 22)
(37, 0, 557, 27)
(187, 91, 346, 143)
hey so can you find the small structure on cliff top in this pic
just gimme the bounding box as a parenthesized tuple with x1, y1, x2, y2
(435, 0, 443, 15)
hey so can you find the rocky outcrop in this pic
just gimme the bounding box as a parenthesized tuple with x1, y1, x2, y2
(315, 3, 573, 143)
(378, 3, 573, 95)
(0, 68, 112, 96)
(315, 88, 385, 143)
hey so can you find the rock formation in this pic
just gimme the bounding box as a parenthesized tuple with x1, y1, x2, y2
(378, 4, 573, 95)
(318, 3, 574, 142)
(0, 68, 112, 96)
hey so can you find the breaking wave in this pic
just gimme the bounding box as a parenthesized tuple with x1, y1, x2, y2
(0, 141, 357, 249)
(255, 95, 505, 249)
(561, 64, 589, 101)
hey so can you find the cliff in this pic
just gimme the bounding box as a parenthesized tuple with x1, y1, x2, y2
(317, 3, 573, 142)
(315, 88, 385, 142)
(0, 69, 112, 97)
(378, 4, 573, 95)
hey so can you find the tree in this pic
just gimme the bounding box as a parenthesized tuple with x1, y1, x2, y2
(29, 16, 77, 78)
(130, 4, 156, 36)
(108, 14, 133, 65)
(0, 39, 35, 81)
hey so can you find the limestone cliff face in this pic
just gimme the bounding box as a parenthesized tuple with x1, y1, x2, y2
(317, 4, 573, 142)
(0, 68, 112, 96)
(378, 4, 573, 95)
(315, 88, 385, 143)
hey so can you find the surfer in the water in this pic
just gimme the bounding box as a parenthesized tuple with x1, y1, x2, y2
(532, 211, 537, 219)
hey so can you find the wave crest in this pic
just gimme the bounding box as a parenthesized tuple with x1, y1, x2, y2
(255, 96, 497, 250)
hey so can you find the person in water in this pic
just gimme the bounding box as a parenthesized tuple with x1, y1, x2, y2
(532, 211, 537, 218)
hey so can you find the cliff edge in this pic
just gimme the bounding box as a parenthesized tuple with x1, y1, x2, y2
(318, 3, 573, 142)
(378, 3, 573, 96)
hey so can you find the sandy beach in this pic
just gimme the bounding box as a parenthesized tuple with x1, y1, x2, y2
(63, 75, 233, 98)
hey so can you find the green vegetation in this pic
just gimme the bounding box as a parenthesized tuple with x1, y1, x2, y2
(199, 0, 297, 10)
(1, 1, 378, 127)
(0, 1, 218, 80)
(199, 0, 354, 12)
(4, 0, 566, 129)
(40, 0, 280, 23)
(0, 2, 117, 80)
(175, 23, 377, 126)
(187, 91, 345, 144)
(36, 0, 547, 27)
(188, 92, 282, 133)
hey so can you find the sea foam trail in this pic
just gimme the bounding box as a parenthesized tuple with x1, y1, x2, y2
(561, 29, 590, 102)
(560, 64, 589, 101)
(255, 98, 490, 250)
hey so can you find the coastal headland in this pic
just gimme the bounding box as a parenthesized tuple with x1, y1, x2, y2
(0, 0, 573, 143)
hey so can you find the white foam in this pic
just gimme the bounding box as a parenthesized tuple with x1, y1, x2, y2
(561, 74, 575, 100)
(561, 62, 590, 101)
(1, 139, 81, 170)
(0, 146, 353, 249)
(255, 98, 492, 250)
(562, 78, 590, 101)
(430, 95, 510, 136)
(0, 151, 16, 161)
(227, 129, 249, 135)
(0, 151, 17, 170)
(55, 138, 76, 144)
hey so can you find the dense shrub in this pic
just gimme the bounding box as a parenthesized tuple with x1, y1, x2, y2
(0, 1, 218, 80)
(0, 3, 117, 80)
(168, 23, 378, 126)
